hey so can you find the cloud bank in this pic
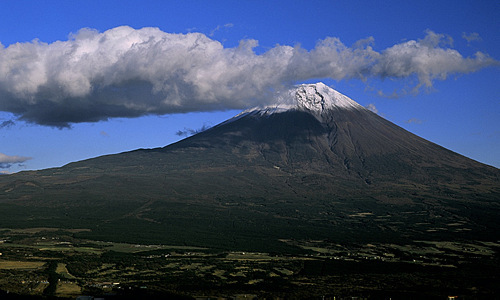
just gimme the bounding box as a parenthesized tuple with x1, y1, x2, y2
(0, 26, 497, 127)
(0, 153, 31, 168)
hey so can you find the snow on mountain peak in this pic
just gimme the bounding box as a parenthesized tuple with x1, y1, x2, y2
(238, 83, 363, 123)
(292, 82, 362, 112)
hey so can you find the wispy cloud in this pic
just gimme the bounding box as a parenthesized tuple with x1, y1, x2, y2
(365, 103, 378, 114)
(406, 118, 423, 124)
(376, 89, 406, 98)
(176, 124, 212, 137)
(0, 26, 497, 127)
(462, 32, 482, 44)
(210, 23, 234, 37)
(0, 153, 31, 168)
(0, 120, 15, 128)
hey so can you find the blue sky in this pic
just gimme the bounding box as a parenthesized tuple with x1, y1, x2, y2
(0, 0, 499, 173)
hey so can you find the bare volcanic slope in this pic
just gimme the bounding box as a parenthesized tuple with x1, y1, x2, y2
(0, 83, 498, 251)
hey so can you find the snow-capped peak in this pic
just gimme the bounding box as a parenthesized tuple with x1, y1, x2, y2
(290, 82, 362, 111)
(238, 83, 363, 123)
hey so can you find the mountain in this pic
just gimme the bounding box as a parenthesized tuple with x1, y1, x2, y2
(0, 83, 499, 251)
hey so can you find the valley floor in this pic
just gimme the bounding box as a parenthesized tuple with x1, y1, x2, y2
(0, 228, 498, 299)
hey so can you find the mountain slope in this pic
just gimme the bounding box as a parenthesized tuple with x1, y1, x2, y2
(0, 83, 498, 251)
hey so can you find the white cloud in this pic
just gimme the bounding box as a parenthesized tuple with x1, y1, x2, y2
(370, 31, 496, 91)
(0, 26, 497, 127)
(462, 32, 482, 43)
(365, 103, 378, 114)
(0, 153, 31, 168)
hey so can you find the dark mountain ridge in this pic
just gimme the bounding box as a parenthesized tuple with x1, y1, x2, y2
(0, 83, 498, 251)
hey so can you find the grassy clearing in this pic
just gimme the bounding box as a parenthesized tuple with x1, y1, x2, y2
(180, 263, 201, 270)
(274, 267, 294, 276)
(33, 282, 49, 293)
(212, 269, 227, 279)
(56, 263, 76, 279)
(0, 227, 91, 234)
(225, 252, 277, 260)
(38, 246, 98, 254)
(247, 279, 264, 284)
(2, 242, 103, 255)
(93, 241, 207, 253)
(0, 260, 45, 270)
(418, 241, 496, 256)
(164, 262, 180, 269)
(56, 281, 81, 297)
(297, 246, 341, 254)
(2, 239, 197, 255)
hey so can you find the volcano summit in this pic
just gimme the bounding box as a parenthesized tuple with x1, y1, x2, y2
(0, 83, 498, 249)
(0, 83, 499, 298)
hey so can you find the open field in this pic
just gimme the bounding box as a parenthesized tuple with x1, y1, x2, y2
(56, 263, 76, 279)
(0, 228, 91, 234)
(0, 227, 498, 299)
(0, 260, 45, 270)
(56, 281, 81, 297)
